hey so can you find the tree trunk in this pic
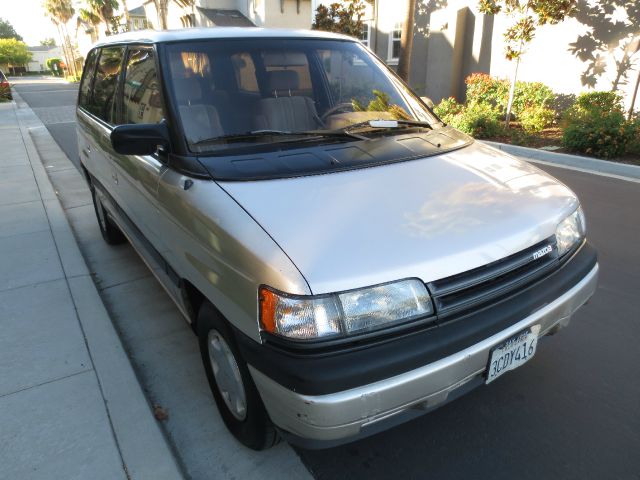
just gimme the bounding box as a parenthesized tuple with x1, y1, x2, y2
(121, 0, 131, 31)
(155, 0, 168, 30)
(505, 38, 524, 128)
(61, 24, 79, 79)
(629, 68, 640, 120)
(397, 0, 417, 82)
(56, 24, 73, 78)
(505, 55, 520, 128)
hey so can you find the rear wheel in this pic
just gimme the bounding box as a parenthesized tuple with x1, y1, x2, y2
(197, 302, 278, 450)
(91, 187, 126, 245)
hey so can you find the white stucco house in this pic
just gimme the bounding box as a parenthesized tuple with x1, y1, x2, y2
(27, 45, 64, 73)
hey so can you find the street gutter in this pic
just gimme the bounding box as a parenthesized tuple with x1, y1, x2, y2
(482, 140, 640, 182)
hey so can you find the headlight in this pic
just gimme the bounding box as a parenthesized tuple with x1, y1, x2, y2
(259, 279, 434, 341)
(556, 206, 586, 257)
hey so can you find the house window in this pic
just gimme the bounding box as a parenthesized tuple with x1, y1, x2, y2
(359, 21, 372, 49)
(388, 22, 402, 63)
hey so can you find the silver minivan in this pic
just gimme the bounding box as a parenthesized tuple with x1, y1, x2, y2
(76, 28, 598, 450)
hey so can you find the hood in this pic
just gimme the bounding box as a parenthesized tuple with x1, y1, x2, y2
(219, 141, 579, 294)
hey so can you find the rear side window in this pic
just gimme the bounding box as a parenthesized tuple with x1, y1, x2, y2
(88, 46, 124, 123)
(122, 48, 164, 124)
(231, 53, 259, 93)
(78, 49, 99, 108)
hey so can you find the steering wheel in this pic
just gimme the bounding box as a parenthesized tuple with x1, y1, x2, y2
(320, 102, 355, 122)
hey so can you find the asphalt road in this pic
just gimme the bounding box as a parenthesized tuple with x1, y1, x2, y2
(12, 78, 79, 167)
(13, 77, 640, 480)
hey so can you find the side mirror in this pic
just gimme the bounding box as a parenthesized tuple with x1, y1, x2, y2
(421, 96, 435, 109)
(111, 121, 170, 156)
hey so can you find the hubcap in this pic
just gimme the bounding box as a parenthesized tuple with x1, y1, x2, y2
(207, 330, 247, 421)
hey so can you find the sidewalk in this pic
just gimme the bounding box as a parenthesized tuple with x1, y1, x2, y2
(0, 101, 183, 478)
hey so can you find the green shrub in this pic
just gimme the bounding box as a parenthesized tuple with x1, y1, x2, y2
(519, 105, 555, 134)
(464, 73, 554, 118)
(627, 117, 640, 157)
(447, 101, 503, 138)
(573, 91, 623, 114)
(511, 81, 554, 115)
(0, 82, 11, 101)
(433, 97, 464, 122)
(465, 73, 508, 110)
(562, 91, 633, 159)
(46, 57, 63, 76)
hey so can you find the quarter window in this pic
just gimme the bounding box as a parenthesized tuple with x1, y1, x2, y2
(122, 48, 164, 124)
(88, 47, 125, 123)
(79, 49, 99, 108)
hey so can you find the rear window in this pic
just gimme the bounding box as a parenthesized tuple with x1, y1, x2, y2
(87, 46, 124, 123)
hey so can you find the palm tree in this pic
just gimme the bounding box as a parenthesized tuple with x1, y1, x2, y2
(86, 0, 119, 36)
(153, 0, 169, 30)
(120, 0, 131, 31)
(43, 0, 79, 78)
(78, 8, 102, 42)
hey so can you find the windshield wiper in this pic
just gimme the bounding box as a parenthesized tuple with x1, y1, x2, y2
(335, 119, 434, 134)
(192, 129, 365, 147)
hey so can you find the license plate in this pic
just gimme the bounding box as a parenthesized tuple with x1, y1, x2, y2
(486, 325, 541, 384)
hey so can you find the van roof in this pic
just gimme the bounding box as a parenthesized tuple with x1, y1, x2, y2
(92, 27, 356, 47)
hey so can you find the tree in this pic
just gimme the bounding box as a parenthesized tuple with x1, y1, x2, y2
(397, 0, 417, 82)
(312, 1, 366, 37)
(43, 0, 79, 78)
(121, 0, 131, 31)
(40, 38, 57, 46)
(86, 0, 120, 37)
(0, 39, 32, 67)
(479, 0, 576, 126)
(0, 18, 23, 41)
(153, 0, 169, 30)
(78, 8, 102, 42)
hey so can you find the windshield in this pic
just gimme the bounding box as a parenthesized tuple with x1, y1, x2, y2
(163, 38, 438, 153)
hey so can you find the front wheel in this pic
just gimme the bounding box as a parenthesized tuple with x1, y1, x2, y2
(197, 302, 279, 450)
(91, 187, 126, 245)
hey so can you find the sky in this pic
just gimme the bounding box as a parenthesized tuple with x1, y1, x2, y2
(0, 0, 143, 46)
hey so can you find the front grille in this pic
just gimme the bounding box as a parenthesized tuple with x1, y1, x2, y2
(427, 236, 560, 319)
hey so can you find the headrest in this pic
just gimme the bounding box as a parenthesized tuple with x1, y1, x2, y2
(173, 75, 202, 105)
(266, 70, 299, 94)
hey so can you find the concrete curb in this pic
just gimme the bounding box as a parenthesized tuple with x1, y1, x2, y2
(12, 91, 185, 480)
(483, 140, 640, 181)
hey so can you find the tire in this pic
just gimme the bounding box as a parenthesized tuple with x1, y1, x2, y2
(197, 302, 279, 450)
(91, 187, 126, 245)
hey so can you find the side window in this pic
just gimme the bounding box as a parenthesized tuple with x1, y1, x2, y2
(231, 53, 259, 93)
(78, 49, 99, 108)
(122, 48, 164, 124)
(88, 46, 124, 123)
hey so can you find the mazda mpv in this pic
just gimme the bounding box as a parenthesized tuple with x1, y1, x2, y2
(76, 28, 598, 450)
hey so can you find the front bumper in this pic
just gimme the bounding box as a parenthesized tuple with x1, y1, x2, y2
(249, 259, 599, 447)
